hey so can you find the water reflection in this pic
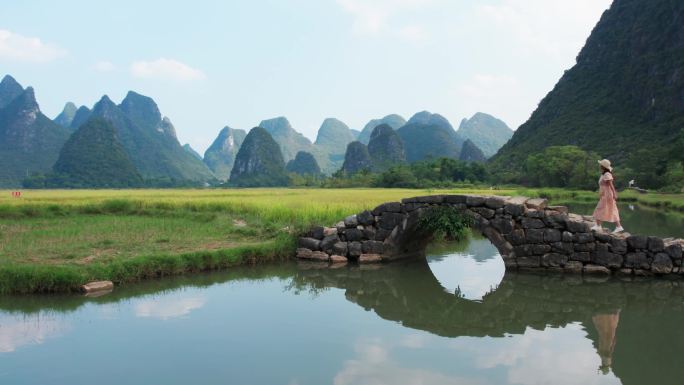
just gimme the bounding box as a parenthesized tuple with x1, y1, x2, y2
(426, 232, 505, 300)
(0, 313, 67, 353)
(290, 262, 684, 385)
(0, 259, 683, 384)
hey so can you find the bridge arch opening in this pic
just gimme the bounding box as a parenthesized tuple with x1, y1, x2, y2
(425, 231, 506, 301)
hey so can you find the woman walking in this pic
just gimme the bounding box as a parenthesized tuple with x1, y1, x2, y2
(592, 159, 624, 233)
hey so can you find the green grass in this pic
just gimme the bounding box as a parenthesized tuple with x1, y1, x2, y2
(1, 187, 682, 294)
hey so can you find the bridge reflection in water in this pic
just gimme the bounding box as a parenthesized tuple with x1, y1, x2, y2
(291, 256, 684, 385)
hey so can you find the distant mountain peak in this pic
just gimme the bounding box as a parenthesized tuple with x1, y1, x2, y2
(54, 102, 78, 128)
(358, 114, 407, 144)
(407, 111, 454, 130)
(119, 91, 162, 130)
(0, 74, 24, 109)
(458, 112, 513, 158)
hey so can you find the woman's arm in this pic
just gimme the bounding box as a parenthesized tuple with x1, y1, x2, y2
(609, 180, 618, 200)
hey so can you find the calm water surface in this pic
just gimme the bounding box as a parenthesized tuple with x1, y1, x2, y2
(2, 207, 684, 385)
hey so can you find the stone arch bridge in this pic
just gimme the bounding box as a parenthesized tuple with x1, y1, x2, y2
(297, 194, 684, 276)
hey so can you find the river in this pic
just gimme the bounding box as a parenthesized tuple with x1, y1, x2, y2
(1, 204, 683, 385)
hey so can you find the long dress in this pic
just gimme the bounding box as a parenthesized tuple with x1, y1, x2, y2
(593, 172, 620, 222)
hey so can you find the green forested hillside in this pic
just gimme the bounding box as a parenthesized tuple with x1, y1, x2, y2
(491, 0, 684, 188)
(51, 118, 143, 187)
(230, 127, 289, 186)
(0, 85, 71, 187)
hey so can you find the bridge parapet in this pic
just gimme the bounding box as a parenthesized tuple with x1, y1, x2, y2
(297, 194, 684, 277)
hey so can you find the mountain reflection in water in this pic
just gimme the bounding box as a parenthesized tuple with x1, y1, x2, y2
(291, 260, 684, 385)
(1, 254, 683, 384)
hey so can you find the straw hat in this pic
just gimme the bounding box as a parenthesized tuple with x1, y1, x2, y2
(598, 159, 613, 172)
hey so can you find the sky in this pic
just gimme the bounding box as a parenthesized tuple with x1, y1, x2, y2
(0, 0, 612, 153)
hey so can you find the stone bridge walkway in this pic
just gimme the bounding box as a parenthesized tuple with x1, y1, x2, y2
(297, 194, 684, 277)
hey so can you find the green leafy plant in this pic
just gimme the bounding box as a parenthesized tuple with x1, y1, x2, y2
(418, 206, 472, 241)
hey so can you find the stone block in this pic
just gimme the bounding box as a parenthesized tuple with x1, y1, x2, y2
(378, 212, 405, 230)
(372, 202, 402, 215)
(299, 237, 321, 251)
(574, 243, 595, 252)
(296, 248, 329, 262)
(526, 198, 548, 210)
(565, 219, 590, 233)
(542, 253, 567, 267)
(490, 218, 514, 235)
(647, 236, 665, 252)
(610, 238, 628, 254)
(348, 242, 363, 257)
(652, 253, 673, 274)
(465, 195, 486, 207)
(530, 244, 552, 255)
(547, 205, 568, 214)
(525, 209, 545, 219)
(362, 226, 376, 240)
(344, 215, 359, 228)
(551, 242, 574, 254)
(583, 265, 611, 275)
(362, 240, 384, 254)
(625, 252, 649, 269)
(543, 214, 566, 229)
(332, 242, 348, 256)
(505, 229, 526, 246)
(591, 251, 623, 269)
(472, 207, 495, 219)
(570, 252, 591, 262)
(320, 235, 339, 252)
(562, 231, 573, 242)
(444, 195, 467, 204)
(344, 228, 363, 242)
(485, 196, 507, 209)
(357, 210, 374, 226)
(665, 244, 682, 261)
(521, 218, 545, 229)
(594, 232, 612, 243)
(359, 254, 383, 263)
(517, 256, 540, 268)
(627, 235, 648, 250)
(330, 255, 348, 264)
(504, 203, 525, 217)
(374, 228, 392, 241)
(574, 233, 594, 244)
(526, 229, 545, 243)
(544, 229, 562, 243)
(564, 261, 583, 273)
(403, 203, 428, 212)
(323, 227, 338, 237)
(81, 281, 113, 294)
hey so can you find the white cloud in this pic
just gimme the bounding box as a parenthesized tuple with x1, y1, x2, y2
(0, 313, 68, 353)
(130, 58, 207, 81)
(336, 0, 434, 40)
(94, 60, 116, 72)
(334, 339, 490, 385)
(467, 324, 619, 385)
(0, 29, 66, 62)
(135, 296, 206, 319)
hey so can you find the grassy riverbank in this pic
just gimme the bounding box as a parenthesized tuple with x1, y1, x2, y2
(1, 187, 682, 294)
